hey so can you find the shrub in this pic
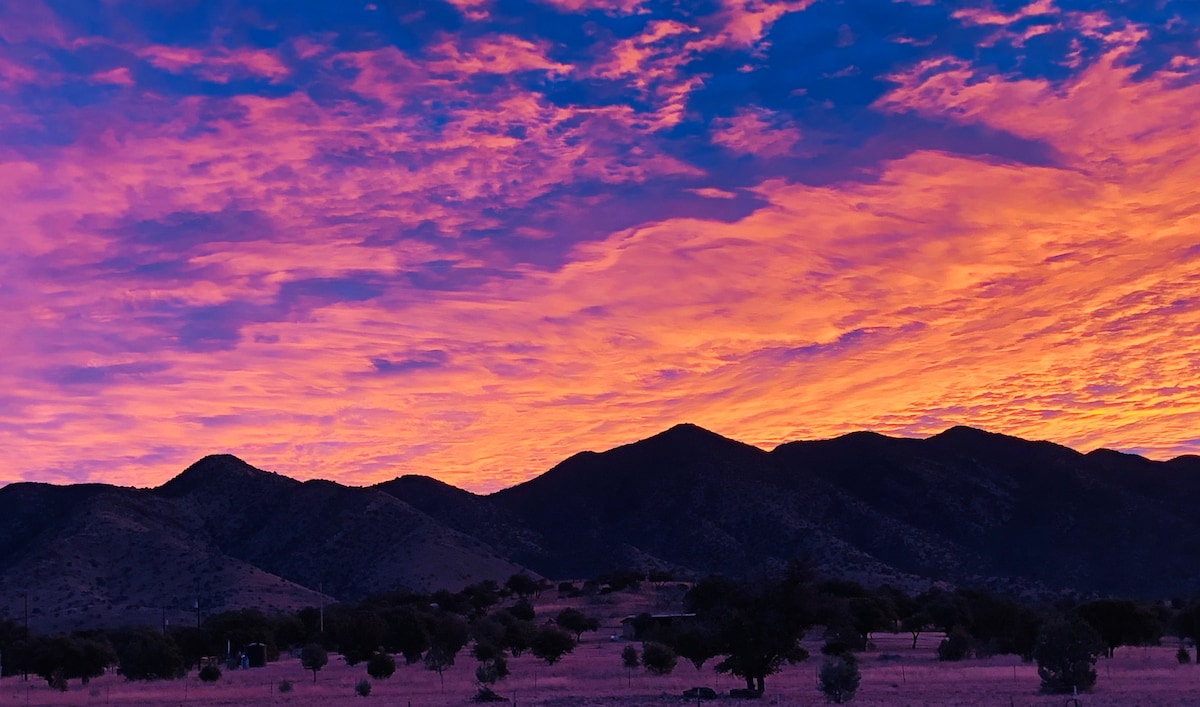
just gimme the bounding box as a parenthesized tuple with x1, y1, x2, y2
(937, 626, 972, 662)
(115, 628, 185, 680)
(1033, 614, 1105, 694)
(198, 664, 221, 683)
(818, 654, 861, 704)
(366, 652, 396, 679)
(621, 644, 640, 670)
(641, 641, 678, 676)
(1178, 647, 1191, 664)
(354, 678, 371, 697)
(277, 680, 293, 694)
(821, 640, 853, 657)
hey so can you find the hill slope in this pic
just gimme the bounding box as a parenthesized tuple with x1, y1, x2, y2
(6, 424, 1200, 633)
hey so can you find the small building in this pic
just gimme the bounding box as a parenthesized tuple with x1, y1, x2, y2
(620, 613, 697, 641)
(244, 643, 267, 668)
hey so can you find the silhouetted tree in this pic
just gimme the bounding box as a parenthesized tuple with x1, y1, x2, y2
(555, 608, 599, 641)
(1033, 614, 1105, 694)
(114, 628, 184, 681)
(530, 626, 575, 665)
(621, 644, 639, 685)
(379, 605, 429, 664)
(337, 610, 385, 666)
(640, 641, 677, 676)
(300, 643, 328, 683)
(937, 625, 972, 662)
(424, 613, 469, 691)
(672, 625, 718, 672)
(508, 599, 535, 622)
(366, 651, 395, 679)
(27, 634, 114, 687)
(504, 574, 539, 600)
(1076, 599, 1161, 658)
(688, 567, 813, 694)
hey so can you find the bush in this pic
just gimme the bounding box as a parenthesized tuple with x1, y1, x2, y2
(1033, 615, 1105, 694)
(621, 644, 640, 670)
(1178, 646, 1191, 664)
(937, 626, 972, 662)
(366, 652, 396, 679)
(821, 640, 853, 657)
(198, 664, 221, 683)
(818, 654, 861, 704)
(641, 641, 678, 676)
(355, 678, 372, 697)
(277, 680, 293, 693)
(115, 628, 185, 680)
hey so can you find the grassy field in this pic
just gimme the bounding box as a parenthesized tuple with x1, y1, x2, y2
(4, 587, 1200, 705)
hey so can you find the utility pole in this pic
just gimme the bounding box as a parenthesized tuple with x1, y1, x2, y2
(22, 592, 28, 681)
(319, 581, 324, 634)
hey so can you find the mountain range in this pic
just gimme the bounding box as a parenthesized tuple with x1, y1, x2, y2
(3, 424, 1200, 631)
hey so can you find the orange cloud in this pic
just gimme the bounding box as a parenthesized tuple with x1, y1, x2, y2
(5, 3, 1200, 497)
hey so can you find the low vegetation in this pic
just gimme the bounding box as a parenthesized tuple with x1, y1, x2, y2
(0, 569, 1194, 704)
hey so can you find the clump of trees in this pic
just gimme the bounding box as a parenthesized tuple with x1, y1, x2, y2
(7, 566, 1200, 702)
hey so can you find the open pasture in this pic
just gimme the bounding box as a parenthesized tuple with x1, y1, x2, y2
(3, 634, 1199, 706)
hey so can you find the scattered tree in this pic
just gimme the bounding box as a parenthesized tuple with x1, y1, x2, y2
(1076, 600, 1161, 658)
(621, 644, 639, 685)
(1033, 614, 1105, 694)
(640, 641, 677, 676)
(818, 654, 861, 704)
(300, 643, 328, 683)
(530, 626, 575, 665)
(555, 608, 600, 641)
(366, 651, 395, 679)
(504, 574, 539, 600)
(424, 613, 469, 692)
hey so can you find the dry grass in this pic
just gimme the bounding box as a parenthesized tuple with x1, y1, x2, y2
(4, 589, 1198, 706)
(4, 637, 1200, 706)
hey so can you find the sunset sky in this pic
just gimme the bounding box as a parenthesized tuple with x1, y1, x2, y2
(3, 0, 1199, 491)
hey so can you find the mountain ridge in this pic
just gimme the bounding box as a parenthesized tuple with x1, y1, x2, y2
(5, 424, 1200, 632)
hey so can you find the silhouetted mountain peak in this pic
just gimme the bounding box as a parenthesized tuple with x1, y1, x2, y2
(930, 425, 1000, 442)
(641, 422, 762, 453)
(156, 454, 297, 496)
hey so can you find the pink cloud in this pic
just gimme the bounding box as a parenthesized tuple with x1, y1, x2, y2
(710, 107, 803, 157)
(951, 0, 1057, 27)
(423, 34, 572, 76)
(90, 67, 135, 86)
(136, 45, 290, 83)
(537, 0, 646, 14)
